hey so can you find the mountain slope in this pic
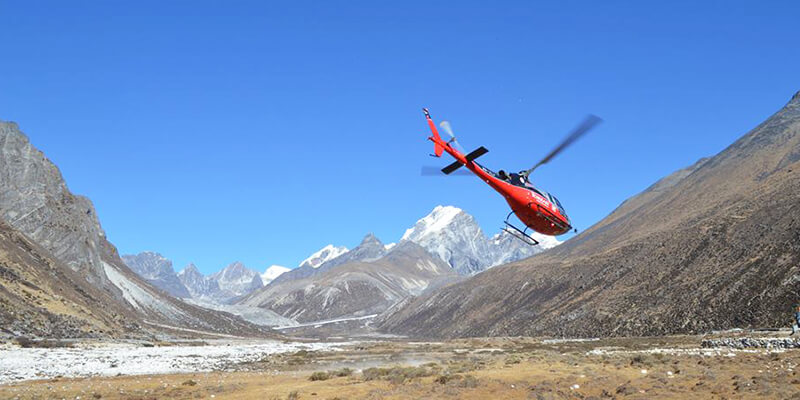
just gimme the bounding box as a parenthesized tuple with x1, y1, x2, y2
(379, 91, 800, 338)
(122, 252, 191, 298)
(239, 241, 458, 323)
(0, 220, 136, 338)
(0, 120, 271, 338)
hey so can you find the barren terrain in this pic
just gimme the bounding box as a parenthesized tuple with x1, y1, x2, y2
(2, 332, 799, 399)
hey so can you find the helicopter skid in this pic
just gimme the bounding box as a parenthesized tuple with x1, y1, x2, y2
(502, 220, 540, 246)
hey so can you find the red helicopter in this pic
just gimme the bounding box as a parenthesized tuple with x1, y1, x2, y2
(422, 108, 601, 245)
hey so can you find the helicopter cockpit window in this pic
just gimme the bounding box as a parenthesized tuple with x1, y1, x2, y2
(526, 183, 543, 196)
(538, 189, 551, 202)
(551, 195, 567, 215)
(508, 173, 525, 186)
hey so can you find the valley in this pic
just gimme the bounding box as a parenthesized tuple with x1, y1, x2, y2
(3, 2, 799, 398)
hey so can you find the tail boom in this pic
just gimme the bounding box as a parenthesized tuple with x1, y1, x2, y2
(423, 108, 446, 157)
(422, 108, 490, 177)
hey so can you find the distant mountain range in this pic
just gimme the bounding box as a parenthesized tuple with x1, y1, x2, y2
(122, 255, 278, 304)
(232, 206, 561, 323)
(120, 203, 560, 326)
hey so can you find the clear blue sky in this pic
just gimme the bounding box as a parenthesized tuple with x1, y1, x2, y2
(1, 1, 798, 274)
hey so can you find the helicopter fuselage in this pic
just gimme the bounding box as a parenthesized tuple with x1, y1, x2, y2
(428, 126, 572, 237)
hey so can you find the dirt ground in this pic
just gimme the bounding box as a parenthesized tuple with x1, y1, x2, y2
(2, 333, 799, 399)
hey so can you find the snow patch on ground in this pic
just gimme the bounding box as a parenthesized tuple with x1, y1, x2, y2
(274, 314, 377, 330)
(587, 347, 770, 357)
(542, 338, 600, 344)
(0, 340, 347, 384)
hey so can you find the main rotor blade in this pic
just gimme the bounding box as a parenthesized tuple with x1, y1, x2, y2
(420, 166, 472, 176)
(522, 114, 602, 177)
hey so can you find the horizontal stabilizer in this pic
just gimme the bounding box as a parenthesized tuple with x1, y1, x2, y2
(441, 161, 463, 175)
(421, 166, 472, 176)
(465, 146, 488, 162)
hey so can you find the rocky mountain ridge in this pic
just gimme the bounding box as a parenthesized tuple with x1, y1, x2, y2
(176, 264, 222, 299)
(121, 252, 191, 298)
(0, 120, 271, 338)
(210, 261, 263, 299)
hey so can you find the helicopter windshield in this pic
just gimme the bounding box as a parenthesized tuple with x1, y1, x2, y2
(531, 186, 569, 220)
(551, 194, 567, 216)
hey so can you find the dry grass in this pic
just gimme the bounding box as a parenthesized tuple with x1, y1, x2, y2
(2, 335, 799, 399)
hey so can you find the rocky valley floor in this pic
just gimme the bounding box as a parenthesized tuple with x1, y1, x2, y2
(1, 331, 799, 399)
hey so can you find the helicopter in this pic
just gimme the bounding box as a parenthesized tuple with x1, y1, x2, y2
(422, 108, 601, 245)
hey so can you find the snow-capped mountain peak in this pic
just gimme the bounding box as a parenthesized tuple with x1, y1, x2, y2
(261, 265, 290, 285)
(401, 205, 464, 241)
(402, 205, 561, 275)
(401, 206, 489, 275)
(298, 244, 348, 269)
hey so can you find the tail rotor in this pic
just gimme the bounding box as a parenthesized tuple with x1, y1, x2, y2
(439, 120, 466, 153)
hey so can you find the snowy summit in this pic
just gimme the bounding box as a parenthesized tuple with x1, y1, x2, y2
(402, 205, 560, 275)
(261, 265, 290, 285)
(401, 205, 463, 241)
(298, 244, 349, 269)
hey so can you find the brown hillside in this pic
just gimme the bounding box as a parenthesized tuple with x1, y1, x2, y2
(379, 91, 800, 338)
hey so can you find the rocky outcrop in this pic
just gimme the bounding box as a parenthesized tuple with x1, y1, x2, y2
(0, 121, 112, 284)
(0, 120, 272, 338)
(702, 338, 800, 350)
(177, 264, 222, 299)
